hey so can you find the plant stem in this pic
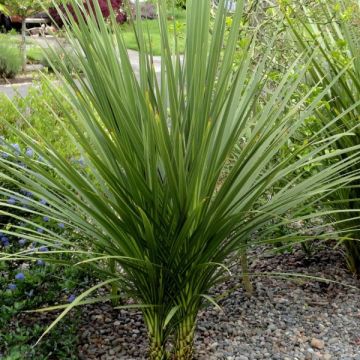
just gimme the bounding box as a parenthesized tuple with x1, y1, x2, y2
(109, 259, 120, 306)
(240, 246, 253, 297)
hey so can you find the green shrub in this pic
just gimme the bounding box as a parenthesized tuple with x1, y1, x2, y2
(41, 48, 82, 74)
(0, 80, 78, 159)
(285, 0, 360, 273)
(0, 43, 21, 78)
(27, 46, 44, 64)
(0, 81, 79, 242)
(0, 79, 85, 358)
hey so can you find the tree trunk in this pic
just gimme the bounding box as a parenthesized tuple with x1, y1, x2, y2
(145, 313, 168, 360)
(148, 340, 168, 360)
(20, 19, 27, 72)
(174, 315, 196, 360)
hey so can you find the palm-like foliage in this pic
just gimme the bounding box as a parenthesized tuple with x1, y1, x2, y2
(1, 0, 360, 358)
(285, 0, 360, 273)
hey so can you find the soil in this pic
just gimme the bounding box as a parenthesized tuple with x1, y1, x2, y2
(0, 76, 40, 85)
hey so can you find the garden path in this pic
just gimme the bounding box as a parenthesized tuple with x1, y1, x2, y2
(0, 45, 162, 99)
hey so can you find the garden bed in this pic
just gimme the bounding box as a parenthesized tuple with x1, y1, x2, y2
(3, 244, 359, 360)
(75, 245, 360, 359)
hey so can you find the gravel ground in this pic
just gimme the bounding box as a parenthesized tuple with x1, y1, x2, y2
(77, 246, 360, 360)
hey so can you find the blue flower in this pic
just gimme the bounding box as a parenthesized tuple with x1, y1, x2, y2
(1, 237, 9, 247)
(15, 273, 25, 281)
(78, 157, 85, 166)
(36, 259, 45, 266)
(39, 246, 48, 252)
(37, 228, 44, 234)
(18, 239, 27, 246)
(39, 199, 47, 206)
(67, 294, 76, 303)
(1, 151, 9, 158)
(43, 216, 49, 222)
(25, 148, 34, 157)
(12, 143, 20, 151)
(58, 223, 65, 229)
(11, 143, 21, 155)
(7, 283, 17, 290)
(7, 197, 16, 205)
(21, 189, 33, 198)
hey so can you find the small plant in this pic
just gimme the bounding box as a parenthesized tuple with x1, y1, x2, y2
(0, 42, 21, 78)
(27, 46, 44, 64)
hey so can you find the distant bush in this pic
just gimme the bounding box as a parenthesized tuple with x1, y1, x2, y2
(0, 43, 21, 79)
(27, 46, 44, 64)
(41, 48, 82, 75)
(49, 0, 127, 26)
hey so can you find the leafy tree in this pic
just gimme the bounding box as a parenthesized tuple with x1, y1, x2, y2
(0, 0, 51, 70)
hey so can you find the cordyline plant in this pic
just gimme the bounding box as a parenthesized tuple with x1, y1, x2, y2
(1, 0, 360, 358)
(285, 0, 360, 273)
